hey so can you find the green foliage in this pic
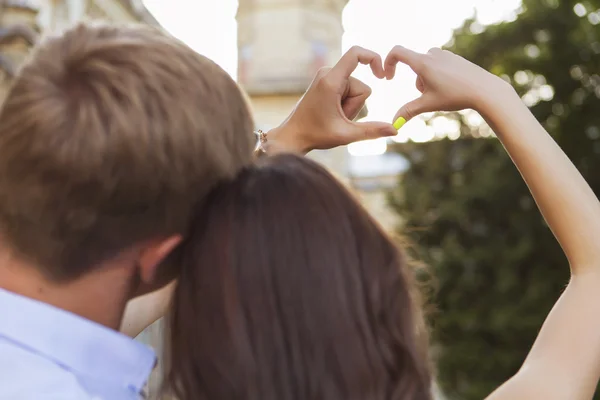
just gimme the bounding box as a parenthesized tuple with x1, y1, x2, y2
(389, 0, 600, 398)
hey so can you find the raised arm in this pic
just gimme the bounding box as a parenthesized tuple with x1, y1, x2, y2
(386, 46, 600, 400)
(477, 77, 600, 400)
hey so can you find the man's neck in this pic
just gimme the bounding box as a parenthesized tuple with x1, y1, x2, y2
(0, 253, 133, 330)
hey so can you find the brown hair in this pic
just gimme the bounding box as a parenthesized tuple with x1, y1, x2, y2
(0, 21, 255, 281)
(166, 154, 432, 400)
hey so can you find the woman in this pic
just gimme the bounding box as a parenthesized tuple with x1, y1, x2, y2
(165, 153, 432, 399)
(125, 46, 600, 400)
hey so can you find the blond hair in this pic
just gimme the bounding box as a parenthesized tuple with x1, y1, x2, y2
(0, 21, 255, 281)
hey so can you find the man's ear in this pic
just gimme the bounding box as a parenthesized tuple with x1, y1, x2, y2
(137, 235, 183, 284)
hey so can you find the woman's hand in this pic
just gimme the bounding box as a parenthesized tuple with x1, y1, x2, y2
(384, 46, 512, 121)
(267, 46, 398, 154)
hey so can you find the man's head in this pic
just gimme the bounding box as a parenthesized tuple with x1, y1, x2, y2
(0, 22, 255, 287)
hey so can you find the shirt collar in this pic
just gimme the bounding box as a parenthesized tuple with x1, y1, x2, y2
(0, 288, 156, 394)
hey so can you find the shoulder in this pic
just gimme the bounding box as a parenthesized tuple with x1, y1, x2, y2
(0, 340, 97, 400)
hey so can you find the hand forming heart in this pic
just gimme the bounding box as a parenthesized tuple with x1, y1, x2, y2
(383, 45, 509, 124)
(268, 45, 509, 154)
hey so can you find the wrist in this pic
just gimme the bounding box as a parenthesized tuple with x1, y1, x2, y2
(474, 77, 518, 119)
(266, 120, 310, 155)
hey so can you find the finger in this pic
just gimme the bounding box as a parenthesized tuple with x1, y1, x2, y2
(348, 121, 398, 142)
(315, 67, 331, 79)
(393, 95, 433, 122)
(384, 45, 425, 80)
(342, 77, 372, 121)
(328, 46, 385, 84)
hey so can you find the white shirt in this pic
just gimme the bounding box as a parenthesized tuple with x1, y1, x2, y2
(0, 288, 156, 399)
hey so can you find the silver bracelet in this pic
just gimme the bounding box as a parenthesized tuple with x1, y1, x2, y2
(254, 129, 268, 157)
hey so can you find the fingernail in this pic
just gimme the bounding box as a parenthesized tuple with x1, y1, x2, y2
(393, 117, 407, 130)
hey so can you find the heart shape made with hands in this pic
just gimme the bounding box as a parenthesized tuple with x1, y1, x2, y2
(294, 44, 482, 151)
(343, 45, 496, 126)
(334, 45, 481, 133)
(329, 45, 426, 133)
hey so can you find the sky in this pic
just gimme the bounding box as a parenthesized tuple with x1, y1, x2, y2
(142, 0, 522, 156)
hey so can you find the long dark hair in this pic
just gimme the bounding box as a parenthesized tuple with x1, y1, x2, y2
(164, 154, 432, 400)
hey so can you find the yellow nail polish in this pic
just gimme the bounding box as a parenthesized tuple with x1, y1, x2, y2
(393, 117, 407, 130)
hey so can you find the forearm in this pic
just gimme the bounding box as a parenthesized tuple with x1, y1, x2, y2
(486, 277, 600, 400)
(478, 84, 600, 273)
(478, 84, 600, 400)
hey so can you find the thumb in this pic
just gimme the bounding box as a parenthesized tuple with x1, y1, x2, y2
(350, 120, 398, 142)
(393, 94, 433, 123)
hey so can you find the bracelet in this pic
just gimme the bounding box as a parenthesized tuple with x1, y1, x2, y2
(253, 129, 268, 158)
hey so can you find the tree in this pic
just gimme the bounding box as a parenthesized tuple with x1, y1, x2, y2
(389, 1, 600, 399)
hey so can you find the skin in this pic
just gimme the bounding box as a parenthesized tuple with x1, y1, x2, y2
(126, 46, 600, 399)
(0, 236, 181, 329)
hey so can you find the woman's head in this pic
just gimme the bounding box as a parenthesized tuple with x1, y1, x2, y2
(165, 154, 432, 400)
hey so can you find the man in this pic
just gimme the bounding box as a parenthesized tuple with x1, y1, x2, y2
(0, 22, 396, 399)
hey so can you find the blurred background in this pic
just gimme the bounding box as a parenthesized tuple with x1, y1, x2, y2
(3, 0, 599, 398)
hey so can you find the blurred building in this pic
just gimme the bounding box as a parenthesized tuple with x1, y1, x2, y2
(38, 0, 159, 31)
(237, 0, 355, 180)
(236, 0, 406, 231)
(349, 153, 409, 228)
(0, 1, 39, 102)
(0, 0, 160, 101)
